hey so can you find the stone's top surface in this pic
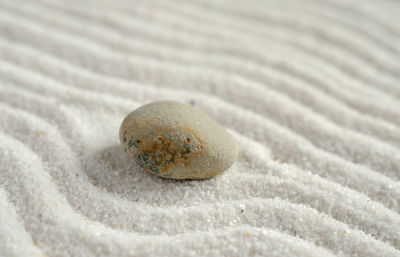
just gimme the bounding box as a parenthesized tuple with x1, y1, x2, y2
(120, 100, 238, 179)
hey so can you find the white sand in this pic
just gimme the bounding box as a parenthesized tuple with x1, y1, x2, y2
(0, 0, 400, 256)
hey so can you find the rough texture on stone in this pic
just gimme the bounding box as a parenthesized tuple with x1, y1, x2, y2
(120, 101, 238, 179)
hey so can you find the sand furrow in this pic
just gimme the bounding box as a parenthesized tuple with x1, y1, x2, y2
(1, 13, 400, 179)
(20, 0, 400, 117)
(1, 0, 399, 256)
(1, 55, 399, 215)
(1, 2, 400, 149)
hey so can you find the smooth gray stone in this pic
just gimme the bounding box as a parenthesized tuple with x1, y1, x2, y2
(119, 101, 238, 179)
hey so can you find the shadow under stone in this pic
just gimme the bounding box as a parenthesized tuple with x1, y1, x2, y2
(85, 144, 209, 204)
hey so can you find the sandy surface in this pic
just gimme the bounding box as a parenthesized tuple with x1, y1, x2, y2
(0, 0, 400, 256)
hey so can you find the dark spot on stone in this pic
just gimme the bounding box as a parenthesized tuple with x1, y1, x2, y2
(128, 138, 134, 148)
(134, 154, 141, 161)
(142, 152, 150, 162)
(128, 138, 141, 148)
(135, 152, 160, 174)
(149, 166, 159, 173)
(240, 209, 244, 213)
(189, 100, 196, 106)
(123, 131, 127, 142)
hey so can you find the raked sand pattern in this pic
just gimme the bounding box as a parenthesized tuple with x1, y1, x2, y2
(0, 0, 400, 256)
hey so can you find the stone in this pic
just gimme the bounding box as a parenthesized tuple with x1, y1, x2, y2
(119, 100, 238, 179)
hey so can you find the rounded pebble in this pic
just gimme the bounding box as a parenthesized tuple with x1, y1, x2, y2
(120, 101, 238, 179)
